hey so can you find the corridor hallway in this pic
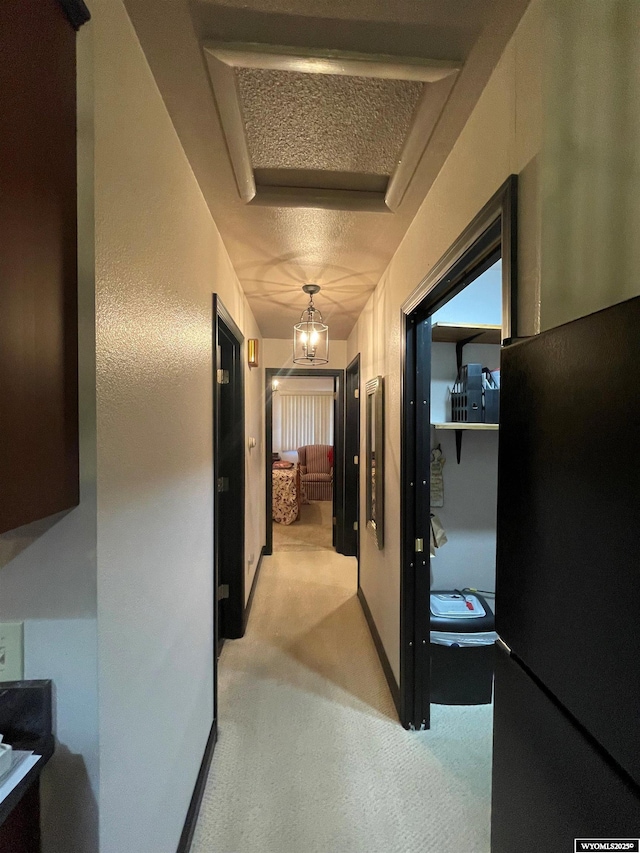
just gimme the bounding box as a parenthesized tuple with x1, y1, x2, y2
(192, 511, 493, 853)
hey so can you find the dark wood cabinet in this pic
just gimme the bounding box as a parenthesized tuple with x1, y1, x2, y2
(0, 681, 55, 853)
(0, 0, 88, 534)
(0, 784, 41, 853)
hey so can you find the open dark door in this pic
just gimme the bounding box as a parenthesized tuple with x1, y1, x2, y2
(213, 296, 245, 651)
(401, 316, 432, 729)
(413, 318, 433, 727)
(399, 177, 517, 729)
(343, 355, 360, 558)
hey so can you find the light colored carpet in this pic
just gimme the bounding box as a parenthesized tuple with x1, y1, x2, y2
(272, 500, 333, 551)
(192, 548, 492, 853)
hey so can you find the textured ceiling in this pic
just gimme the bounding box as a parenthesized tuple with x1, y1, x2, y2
(123, 0, 532, 339)
(237, 69, 423, 175)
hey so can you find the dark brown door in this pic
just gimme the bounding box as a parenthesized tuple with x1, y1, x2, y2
(343, 355, 360, 559)
(214, 301, 245, 648)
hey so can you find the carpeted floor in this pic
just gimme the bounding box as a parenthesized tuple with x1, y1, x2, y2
(192, 546, 492, 853)
(272, 500, 333, 551)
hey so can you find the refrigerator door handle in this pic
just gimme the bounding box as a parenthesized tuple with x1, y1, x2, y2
(496, 636, 512, 655)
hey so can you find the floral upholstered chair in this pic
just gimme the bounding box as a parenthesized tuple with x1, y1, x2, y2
(297, 444, 333, 501)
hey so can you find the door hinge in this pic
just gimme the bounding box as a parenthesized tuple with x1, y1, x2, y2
(415, 538, 424, 553)
(217, 477, 229, 493)
(353, 521, 358, 531)
(217, 369, 229, 385)
(332, 516, 337, 526)
(354, 388, 359, 399)
(353, 455, 359, 465)
(217, 584, 229, 601)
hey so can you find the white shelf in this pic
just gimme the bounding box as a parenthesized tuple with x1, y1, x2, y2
(431, 323, 502, 345)
(433, 422, 499, 431)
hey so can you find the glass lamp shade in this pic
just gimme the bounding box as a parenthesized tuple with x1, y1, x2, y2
(293, 318, 329, 365)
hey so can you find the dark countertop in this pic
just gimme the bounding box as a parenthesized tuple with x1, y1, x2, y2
(0, 681, 54, 827)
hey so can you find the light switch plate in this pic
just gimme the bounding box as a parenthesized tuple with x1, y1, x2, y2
(0, 622, 24, 682)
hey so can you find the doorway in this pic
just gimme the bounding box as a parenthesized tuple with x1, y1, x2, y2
(265, 368, 345, 556)
(213, 295, 245, 656)
(400, 176, 518, 729)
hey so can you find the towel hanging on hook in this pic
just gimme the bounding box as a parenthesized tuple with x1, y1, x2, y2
(429, 513, 448, 557)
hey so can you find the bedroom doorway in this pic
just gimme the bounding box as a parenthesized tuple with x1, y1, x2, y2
(265, 368, 345, 556)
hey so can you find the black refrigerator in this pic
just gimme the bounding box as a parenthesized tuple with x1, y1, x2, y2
(492, 296, 640, 853)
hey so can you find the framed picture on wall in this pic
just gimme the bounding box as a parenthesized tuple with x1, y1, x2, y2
(365, 375, 384, 549)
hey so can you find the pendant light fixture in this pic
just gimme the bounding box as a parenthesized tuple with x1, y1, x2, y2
(293, 284, 329, 365)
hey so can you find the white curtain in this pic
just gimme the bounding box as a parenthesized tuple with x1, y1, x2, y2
(280, 394, 334, 451)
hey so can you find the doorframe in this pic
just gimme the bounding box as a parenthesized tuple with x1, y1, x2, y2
(213, 294, 245, 654)
(399, 175, 518, 730)
(344, 354, 361, 565)
(265, 367, 345, 556)
(178, 295, 243, 853)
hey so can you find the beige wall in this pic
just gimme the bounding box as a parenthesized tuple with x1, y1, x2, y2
(348, 0, 544, 683)
(94, 2, 264, 852)
(264, 337, 348, 370)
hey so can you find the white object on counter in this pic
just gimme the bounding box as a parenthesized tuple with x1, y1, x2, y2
(430, 593, 486, 618)
(0, 752, 40, 805)
(0, 736, 12, 778)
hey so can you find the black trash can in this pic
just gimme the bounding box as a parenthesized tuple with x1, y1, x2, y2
(430, 591, 496, 705)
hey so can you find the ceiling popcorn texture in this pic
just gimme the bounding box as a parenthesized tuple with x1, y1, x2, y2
(236, 69, 423, 175)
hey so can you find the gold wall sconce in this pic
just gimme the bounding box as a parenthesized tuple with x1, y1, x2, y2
(247, 338, 259, 368)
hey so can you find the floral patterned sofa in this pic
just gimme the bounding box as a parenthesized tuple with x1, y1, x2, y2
(297, 444, 333, 501)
